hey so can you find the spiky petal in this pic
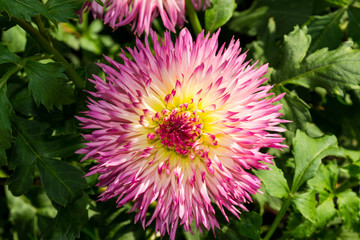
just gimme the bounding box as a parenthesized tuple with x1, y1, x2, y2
(77, 28, 287, 239)
(78, 0, 210, 35)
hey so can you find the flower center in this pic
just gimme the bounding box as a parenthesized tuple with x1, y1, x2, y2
(147, 104, 203, 155)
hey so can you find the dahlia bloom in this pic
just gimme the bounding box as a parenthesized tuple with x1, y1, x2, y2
(77, 28, 287, 239)
(78, 0, 210, 35)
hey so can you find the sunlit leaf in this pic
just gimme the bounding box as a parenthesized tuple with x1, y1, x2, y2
(205, 0, 236, 33)
(337, 190, 360, 229)
(255, 162, 289, 199)
(292, 190, 317, 224)
(282, 42, 360, 96)
(292, 130, 340, 192)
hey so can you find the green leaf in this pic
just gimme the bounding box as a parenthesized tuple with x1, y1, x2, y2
(246, 17, 278, 65)
(0, 148, 6, 167)
(0, 0, 49, 22)
(36, 135, 83, 159)
(337, 190, 360, 228)
(45, 0, 83, 24)
(5, 187, 37, 240)
(0, 43, 21, 64)
(316, 197, 337, 228)
(277, 87, 311, 131)
(286, 212, 316, 238)
(1, 25, 26, 53)
(205, 0, 236, 32)
(280, 26, 311, 76)
(44, 194, 88, 240)
(283, 42, 360, 96)
(235, 212, 262, 240)
(348, 6, 360, 43)
(306, 9, 345, 53)
(11, 117, 87, 206)
(229, 0, 312, 37)
(308, 162, 338, 202)
(37, 157, 87, 206)
(8, 135, 36, 196)
(24, 61, 75, 110)
(292, 130, 339, 192)
(255, 162, 290, 199)
(292, 190, 317, 224)
(0, 85, 12, 149)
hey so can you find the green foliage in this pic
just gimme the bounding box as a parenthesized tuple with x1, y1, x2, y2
(45, 0, 83, 24)
(205, 0, 236, 32)
(255, 163, 289, 199)
(0, 86, 12, 150)
(1, 0, 360, 240)
(292, 130, 341, 192)
(0, 0, 50, 22)
(24, 61, 74, 110)
(0, 42, 21, 64)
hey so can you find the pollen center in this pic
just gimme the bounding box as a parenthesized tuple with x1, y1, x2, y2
(147, 104, 203, 155)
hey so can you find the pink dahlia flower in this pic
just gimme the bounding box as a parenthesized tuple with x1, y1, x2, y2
(78, 0, 210, 35)
(77, 28, 287, 239)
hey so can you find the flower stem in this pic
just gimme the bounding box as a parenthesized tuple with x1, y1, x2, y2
(13, 18, 84, 89)
(185, 0, 203, 35)
(263, 197, 292, 240)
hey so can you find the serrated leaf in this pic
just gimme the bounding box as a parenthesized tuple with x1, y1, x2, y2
(348, 6, 360, 43)
(37, 157, 87, 206)
(0, 0, 49, 22)
(0, 85, 12, 149)
(12, 117, 87, 206)
(306, 9, 345, 53)
(0, 43, 21, 64)
(283, 42, 360, 96)
(24, 61, 74, 110)
(292, 130, 339, 192)
(45, 0, 83, 24)
(337, 190, 360, 228)
(292, 190, 317, 224)
(255, 162, 289, 199)
(281, 26, 311, 74)
(205, 0, 236, 32)
(8, 135, 36, 196)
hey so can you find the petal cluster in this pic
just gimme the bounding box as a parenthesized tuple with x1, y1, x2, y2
(77, 28, 287, 239)
(78, 0, 210, 35)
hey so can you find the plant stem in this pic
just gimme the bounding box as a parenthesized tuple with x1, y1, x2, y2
(185, 0, 203, 35)
(0, 64, 22, 90)
(13, 18, 84, 89)
(263, 197, 292, 240)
